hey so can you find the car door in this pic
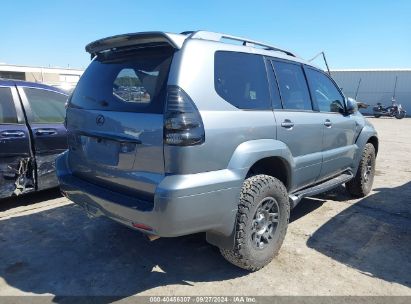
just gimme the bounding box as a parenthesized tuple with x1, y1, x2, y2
(269, 59, 323, 191)
(304, 67, 356, 180)
(0, 83, 34, 198)
(17, 86, 68, 190)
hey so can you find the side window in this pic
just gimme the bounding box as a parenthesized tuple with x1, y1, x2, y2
(305, 68, 345, 113)
(23, 88, 67, 123)
(214, 51, 271, 110)
(272, 61, 312, 111)
(0, 87, 18, 124)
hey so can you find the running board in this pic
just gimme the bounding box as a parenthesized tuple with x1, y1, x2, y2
(289, 172, 354, 208)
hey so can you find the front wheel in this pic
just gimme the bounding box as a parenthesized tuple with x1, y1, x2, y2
(373, 114, 381, 118)
(395, 111, 406, 119)
(346, 143, 376, 197)
(220, 175, 289, 271)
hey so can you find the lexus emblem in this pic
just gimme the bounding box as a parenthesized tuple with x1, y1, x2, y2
(96, 115, 105, 126)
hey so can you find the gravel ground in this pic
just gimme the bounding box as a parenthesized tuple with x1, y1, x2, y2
(0, 117, 410, 299)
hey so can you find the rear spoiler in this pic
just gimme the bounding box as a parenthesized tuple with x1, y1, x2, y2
(85, 32, 186, 58)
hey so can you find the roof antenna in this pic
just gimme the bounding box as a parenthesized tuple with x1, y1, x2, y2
(309, 51, 331, 76)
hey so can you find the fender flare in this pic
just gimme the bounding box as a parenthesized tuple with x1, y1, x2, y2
(353, 124, 378, 174)
(206, 139, 294, 250)
(227, 139, 294, 177)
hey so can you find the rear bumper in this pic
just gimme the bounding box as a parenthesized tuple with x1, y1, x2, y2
(56, 151, 242, 237)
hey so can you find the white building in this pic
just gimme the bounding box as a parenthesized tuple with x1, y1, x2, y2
(331, 69, 411, 115)
(0, 64, 83, 92)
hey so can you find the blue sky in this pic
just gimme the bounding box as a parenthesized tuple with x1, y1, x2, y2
(1, 0, 410, 70)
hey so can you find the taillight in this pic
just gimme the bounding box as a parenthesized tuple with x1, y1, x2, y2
(164, 86, 205, 146)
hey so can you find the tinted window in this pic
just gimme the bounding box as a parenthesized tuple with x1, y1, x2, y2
(272, 61, 312, 110)
(215, 52, 271, 110)
(0, 87, 18, 124)
(24, 88, 67, 123)
(305, 68, 344, 113)
(70, 46, 174, 113)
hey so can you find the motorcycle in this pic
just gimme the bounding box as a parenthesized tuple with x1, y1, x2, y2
(373, 100, 406, 119)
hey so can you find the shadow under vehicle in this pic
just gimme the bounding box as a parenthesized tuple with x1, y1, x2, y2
(0, 201, 248, 300)
(308, 182, 411, 288)
(0, 189, 326, 300)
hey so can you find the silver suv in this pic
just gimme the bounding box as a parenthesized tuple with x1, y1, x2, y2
(57, 31, 378, 271)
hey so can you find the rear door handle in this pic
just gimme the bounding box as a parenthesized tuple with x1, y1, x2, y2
(324, 119, 332, 127)
(0, 130, 25, 138)
(35, 128, 58, 136)
(281, 119, 294, 129)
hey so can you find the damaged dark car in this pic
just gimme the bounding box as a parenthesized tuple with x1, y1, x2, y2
(0, 79, 68, 199)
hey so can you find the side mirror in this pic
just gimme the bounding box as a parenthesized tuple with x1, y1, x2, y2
(330, 100, 345, 114)
(345, 97, 358, 115)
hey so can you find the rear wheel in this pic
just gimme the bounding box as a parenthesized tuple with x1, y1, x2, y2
(346, 143, 376, 197)
(220, 175, 289, 271)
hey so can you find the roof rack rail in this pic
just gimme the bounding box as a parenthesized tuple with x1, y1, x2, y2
(185, 30, 296, 57)
(180, 31, 195, 36)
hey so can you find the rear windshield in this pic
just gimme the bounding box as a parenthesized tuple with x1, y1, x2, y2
(70, 46, 174, 113)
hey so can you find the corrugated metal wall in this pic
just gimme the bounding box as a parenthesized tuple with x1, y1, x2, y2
(330, 70, 411, 115)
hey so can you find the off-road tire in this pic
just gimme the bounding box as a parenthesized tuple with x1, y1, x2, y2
(220, 175, 289, 271)
(346, 143, 376, 197)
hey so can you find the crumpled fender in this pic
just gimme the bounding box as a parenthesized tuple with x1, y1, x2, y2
(0, 157, 35, 199)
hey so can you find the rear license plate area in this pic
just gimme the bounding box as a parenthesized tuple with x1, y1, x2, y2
(82, 136, 120, 166)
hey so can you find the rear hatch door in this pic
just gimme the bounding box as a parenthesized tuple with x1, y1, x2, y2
(67, 39, 176, 200)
